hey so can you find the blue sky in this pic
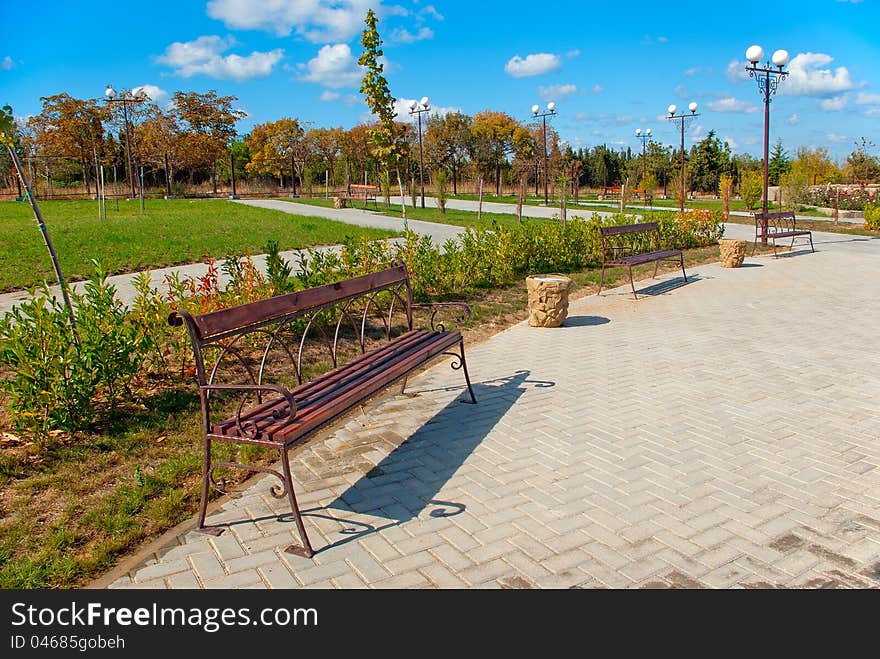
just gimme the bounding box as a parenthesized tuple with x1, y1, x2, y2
(2, 0, 878, 160)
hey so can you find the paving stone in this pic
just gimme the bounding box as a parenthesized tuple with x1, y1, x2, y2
(108, 228, 880, 590)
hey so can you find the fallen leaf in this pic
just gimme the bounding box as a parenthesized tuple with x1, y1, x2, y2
(155, 435, 167, 443)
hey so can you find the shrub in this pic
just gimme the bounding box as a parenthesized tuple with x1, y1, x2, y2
(0, 263, 148, 438)
(865, 203, 880, 231)
(739, 170, 763, 211)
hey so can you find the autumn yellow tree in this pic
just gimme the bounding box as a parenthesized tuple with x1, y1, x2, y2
(245, 118, 306, 192)
(172, 90, 245, 187)
(470, 110, 531, 195)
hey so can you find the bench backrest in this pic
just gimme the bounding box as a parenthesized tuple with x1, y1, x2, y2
(599, 222, 661, 260)
(755, 211, 796, 235)
(170, 264, 414, 388)
(350, 184, 379, 194)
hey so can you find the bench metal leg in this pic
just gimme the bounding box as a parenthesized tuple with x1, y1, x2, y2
(445, 341, 477, 403)
(653, 260, 660, 278)
(280, 448, 315, 558)
(399, 375, 408, 395)
(680, 253, 688, 282)
(196, 437, 222, 535)
(629, 267, 638, 300)
(809, 233, 815, 253)
(597, 265, 606, 296)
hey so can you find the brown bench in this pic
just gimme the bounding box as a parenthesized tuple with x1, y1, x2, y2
(334, 183, 380, 209)
(753, 211, 814, 258)
(169, 264, 476, 557)
(598, 222, 687, 300)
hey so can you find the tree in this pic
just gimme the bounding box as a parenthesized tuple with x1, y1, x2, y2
(739, 170, 763, 210)
(791, 146, 839, 185)
(687, 130, 731, 194)
(844, 137, 879, 185)
(28, 94, 108, 194)
(424, 111, 473, 195)
(172, 90, 245, 186)
(470, 110, 531, 195)
(359, 10, 398, 169)
(768, 139, 791, 186)
(139, 104, 180, 195)
(305, 127, 344, 188)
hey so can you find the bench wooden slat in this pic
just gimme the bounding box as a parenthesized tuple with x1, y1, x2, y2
(211, 329, 432, 435)
(606, 249, 682, 266)
(600, 221, 658, 236)
(194, 264, 408, 339)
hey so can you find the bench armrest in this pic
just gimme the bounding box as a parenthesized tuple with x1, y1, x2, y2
(202, 384, 297, 439)
(412, 302, 472, 331)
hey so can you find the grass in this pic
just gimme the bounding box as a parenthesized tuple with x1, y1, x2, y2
(0, 239, 770, 589)
(0, 199, 399, 292)
(285, 196, 541, 229)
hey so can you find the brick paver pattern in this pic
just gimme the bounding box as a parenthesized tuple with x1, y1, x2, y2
(109, 228, 880, 589)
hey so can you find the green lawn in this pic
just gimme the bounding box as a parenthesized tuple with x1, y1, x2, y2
(0, 199, 399, 292)
(286, 196, 547, 229)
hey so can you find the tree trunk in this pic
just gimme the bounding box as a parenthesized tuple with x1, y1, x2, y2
(452, 158, 458, 195)
(495, 162, 501, 196)
(291, 154, 297, 196)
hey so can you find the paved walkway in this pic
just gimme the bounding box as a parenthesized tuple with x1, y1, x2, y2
(99, 227, 880, 589)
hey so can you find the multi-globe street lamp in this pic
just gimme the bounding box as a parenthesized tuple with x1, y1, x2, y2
(666, 102, 700, 213)
(635, 128, 652, 185)
(408, 97, 430, 209)
(104, 84, 146, 200)
(531, 102, 557, 205)
(745, 44, 790, 244)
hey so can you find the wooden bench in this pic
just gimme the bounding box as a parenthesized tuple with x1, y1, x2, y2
(334, 183, 380, 209)
(753, 211, 814, 258)
(598, 222, 687, 300)
(169, 264, 476, 557)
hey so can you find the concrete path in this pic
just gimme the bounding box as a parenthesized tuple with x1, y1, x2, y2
(100, 227, 880, 589)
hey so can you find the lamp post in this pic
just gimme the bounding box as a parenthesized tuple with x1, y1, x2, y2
(531, 102, 557, 205)
(666, 102, 700, 213)
(104, 84, 146, 200)
(408, 97, 430, 209)
(635, 128, 652, 185)
(745, 44, 789, 244)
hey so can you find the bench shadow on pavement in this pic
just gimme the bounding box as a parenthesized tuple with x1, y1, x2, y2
(562, 315, 610, 327)
(309, 369, 555, 553)
(602, 273, 703, 298)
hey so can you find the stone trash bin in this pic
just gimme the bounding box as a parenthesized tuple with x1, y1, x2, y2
(719, 238, 747, 268)
(526, 274, 573, 328)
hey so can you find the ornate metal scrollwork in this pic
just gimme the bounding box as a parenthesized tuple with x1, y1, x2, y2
(202, 384, 296, 441)
(209, 461, 288, 498)
(413, 302, 472, 332)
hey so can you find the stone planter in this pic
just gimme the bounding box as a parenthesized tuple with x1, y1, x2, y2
(526, 274, 572, 327)
(719, 238, 746, 268)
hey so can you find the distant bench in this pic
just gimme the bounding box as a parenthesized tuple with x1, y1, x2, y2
(753, 211, 814, 258)
(334, 184, 380, 209)
(598, 221, 687, 300)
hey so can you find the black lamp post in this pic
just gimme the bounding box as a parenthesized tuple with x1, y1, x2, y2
(635, 128, 652, 185)
(408, 97, 430, 209)
(666, 102, 700, 213)
(531, 102, 557, 205)
(104, 84, 146, 200)
(745, 44, 789, 244)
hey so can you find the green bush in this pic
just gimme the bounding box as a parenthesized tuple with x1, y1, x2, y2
(865, 203, 880, 231)
(739, 170, 763, 211)
(0, 263, 149, 438)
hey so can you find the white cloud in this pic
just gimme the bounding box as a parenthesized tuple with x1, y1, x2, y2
(298, 43, 362, 89)
(421, 5, 444, 20)
(684, 67, 701, 77)
(726, 59, 751, 82)
(708, 97, 759, 113)
(820, 94, 849, 111)
(856, 92, 880, 105)
(566, 49, 581, 58)
(0, 56, 14, 70)
(690, 123, 704, 140)
(787, 113, 800, 126)
(723, 136, 738, 150)
(390, 27, 434, 43)
(591, 84, 603, 94)
(539, 84, 578, 102)
(156, 36, 282, 81)
(320, 90, 340, 102)
(206, 0, 379, 42)
(866, 108, 880, 117)
(131, 84, 169, 105)
(393, 98, 460, 122)
(783, 52, 854, 96)
(504, 53, 560, 78)
(826, 132, 848, 143)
